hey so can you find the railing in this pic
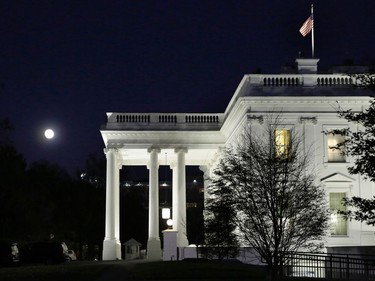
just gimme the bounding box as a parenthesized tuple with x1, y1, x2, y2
(262, 76, 302, 86)
(317, 76, 353, 86)
(116, 114, 150, 123)
(282, 252, 375, 280)
(105, 113, 224, 130)
(248, 74, 355, 87)
(185, 115, 220, 123)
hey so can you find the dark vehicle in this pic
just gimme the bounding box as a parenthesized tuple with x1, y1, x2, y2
(20, 242, 69, 264)
(0, 243, 20, 266)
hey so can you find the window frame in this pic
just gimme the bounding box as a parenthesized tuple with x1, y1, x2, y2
(329, 191, 348, 236)
(321, 179, 353, 238)
(274, 127, 292, 159)
(322, 125, 348, 164)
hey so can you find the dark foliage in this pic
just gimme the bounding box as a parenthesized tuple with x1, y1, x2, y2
(340, 196, 375, 226)
(327, 74, 375, 226)
(203, 170, 239, 260)
(0, 118, 14, 146)
(328, 99, 375, 182)
(0, 118, 105, 259)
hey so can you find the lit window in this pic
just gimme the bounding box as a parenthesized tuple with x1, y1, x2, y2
(275, 129, 291, 158)
(327, 133, 346, 162)
(330, 192, 347, 236)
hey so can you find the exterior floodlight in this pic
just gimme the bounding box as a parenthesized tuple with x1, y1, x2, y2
(166, 219, 173, 227)
(162, 208, 171, 219)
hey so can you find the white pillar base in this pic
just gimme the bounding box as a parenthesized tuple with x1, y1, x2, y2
(162, 229, 178, 261)
(147, 238, 162, 260)
(102, 239, 121, 260)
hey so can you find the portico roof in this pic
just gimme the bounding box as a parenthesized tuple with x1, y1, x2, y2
(101, 113, 225, 166)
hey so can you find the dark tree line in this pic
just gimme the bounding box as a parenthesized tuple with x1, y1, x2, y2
(1, 118, 206, 259)
(0, 119, 155, 259)
(0, 119, 105, 259)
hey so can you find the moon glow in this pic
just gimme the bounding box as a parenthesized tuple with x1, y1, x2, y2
(44, 129, 55, 139)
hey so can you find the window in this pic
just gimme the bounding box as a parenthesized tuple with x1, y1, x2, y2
(327, 133, 346, 162)
(275, 129, 291, 158)
(330, 192, 347, 236)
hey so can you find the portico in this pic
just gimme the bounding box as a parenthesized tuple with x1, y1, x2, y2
(101, 113, 225, 260)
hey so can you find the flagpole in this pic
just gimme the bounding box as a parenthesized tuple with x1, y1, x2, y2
(311, 4, 315, 58)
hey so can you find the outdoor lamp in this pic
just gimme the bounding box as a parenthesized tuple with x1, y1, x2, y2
(166, 219, 173, 228)
(162, 208, 171, 219)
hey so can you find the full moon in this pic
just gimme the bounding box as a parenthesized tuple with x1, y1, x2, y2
(44, 129, 55, 139)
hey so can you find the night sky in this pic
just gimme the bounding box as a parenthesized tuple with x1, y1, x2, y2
(0, 0, 374, 174)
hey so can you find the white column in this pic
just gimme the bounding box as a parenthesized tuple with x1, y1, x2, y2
(171, 162, 178, 231)
(102, 148, 121, 260)
(147, 147, 162, 260)
(175, 148, 189, 247)
(114, 158, 121, 259)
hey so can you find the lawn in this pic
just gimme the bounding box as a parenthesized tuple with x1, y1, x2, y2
(129, 259, 267, 280)
(0, 261, 109, 281)
(0, 259, 319, 281)
(0, 259, 267, 281)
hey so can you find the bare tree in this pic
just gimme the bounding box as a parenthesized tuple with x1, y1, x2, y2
(209, 114, 329, 280)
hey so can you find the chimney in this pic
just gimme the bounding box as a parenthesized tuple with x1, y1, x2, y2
(295, 58, 320, 74)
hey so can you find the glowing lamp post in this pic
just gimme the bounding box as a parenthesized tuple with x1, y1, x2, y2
(166, 219, 173, 229)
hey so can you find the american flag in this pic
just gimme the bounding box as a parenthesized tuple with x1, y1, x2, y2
(299, 16, 313, 37)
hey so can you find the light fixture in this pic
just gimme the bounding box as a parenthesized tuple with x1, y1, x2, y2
(166, 219, 173, 228)
(162, 208, 171, 219)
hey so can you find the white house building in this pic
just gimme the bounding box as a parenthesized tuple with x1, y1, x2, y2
(100, 58, 375, 261)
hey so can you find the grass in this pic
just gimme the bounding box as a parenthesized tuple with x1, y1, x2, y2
(129, 259, 267, 280)
(0, 259, 319, 281)
(0, 261, 110, 281)
(0, 259, 266, 281)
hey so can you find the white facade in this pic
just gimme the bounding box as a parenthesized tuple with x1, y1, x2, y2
(100, 58, 375, 260)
